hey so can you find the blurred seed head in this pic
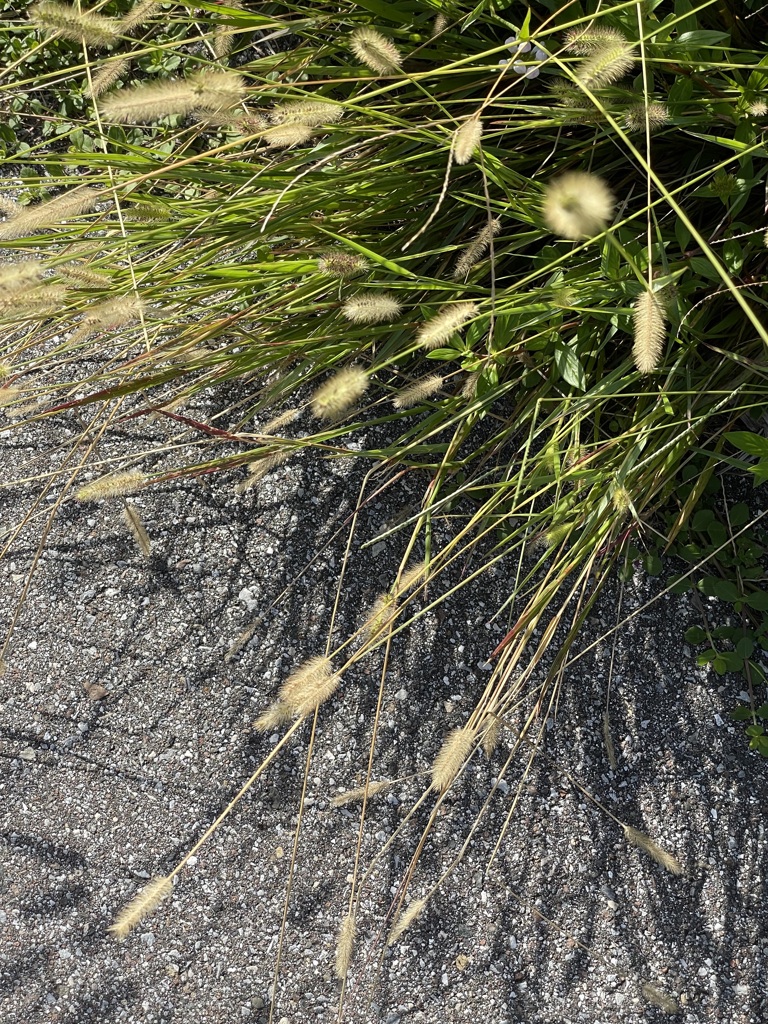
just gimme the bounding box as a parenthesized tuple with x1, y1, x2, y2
(542, 172, 614, 239)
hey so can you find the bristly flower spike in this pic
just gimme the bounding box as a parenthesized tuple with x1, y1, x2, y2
(349, 26, 402, 75)
(632, 290, 667, 373)
(342, 292, 401, 324)
(452, 117, 483, 165)
(30, 1, 119, 46)
(109, 876, 172, 939)
(417, 302, 478, 350)
(310, 366, 369, 420)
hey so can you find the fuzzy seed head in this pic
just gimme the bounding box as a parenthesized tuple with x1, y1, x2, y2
(623, 824, 683, 875)
(387, 898, 426, 946)
(641, 982, 679, 1015)
(330, 779, 392, 807)
(235, 450, 291, 492)
(109, 876, 172, 940)
(417, 302, 478, 350)
(0, 187, 101, 241)
(392, 374, 443, 410)
(453, 218, 501, 279)
(76, 469, 147, 502)
(56, 263, 108, 288)
(624, 100, 670, 133)
(271, 100, 344, 127)
(0, 285, 68, 316)
(564, 25, 628, 54)
(188, 71, 246, 114)
(542, 521, 572, 550)
(452, 117, 483, 165)
(310, 366, 369, 420)
(123, 503, 151, 559)
(349, 26, 403, 75)
(279, 655, 341, 717)
(576, 37, 636, 88)
(431, 13, 448, 38)
(260, 123, 315, 148)
(750, 99, 768, 117)
(254, 700, 293, 733)
(87, 295, 145, 329)
(0, 196, 21, 218)
(317, 251, 368, 278)
(86, 57, 132, 99)
(430, 726, 475, 792)
(632, 290, 666, 374)
(611, 484, 631, 514)
(542, 172, 614, 240)
(0, 387, 22, 407)
(394, 560, 427, 593)
(363, 593, 398, 640)
(481, 716, 502, 758)
(335, 913, 356, 980)
(260, 408, 299, 435)
(100, 79, 199, 123)
(121, 0, 160, 33)
(342, 292, 401, 324)
(0, 260, 45, 295)
(30, 1, 119, 46)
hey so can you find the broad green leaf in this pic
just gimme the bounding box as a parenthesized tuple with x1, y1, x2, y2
(725, 431, 768, 458)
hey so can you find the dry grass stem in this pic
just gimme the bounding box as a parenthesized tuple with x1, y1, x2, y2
(310, 366, 369, 420)
(632, 290, 667, 373)
(623, 825, 683, 875)
(109, 876, 172, 940)
(430, 726, 475, 792)
(602, 710, 618, 770)
(335, 913, 356, 979)
(387, 897, 426, 946)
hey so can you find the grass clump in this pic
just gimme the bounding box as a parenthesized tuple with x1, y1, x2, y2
(1, 0, 767, 1015)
